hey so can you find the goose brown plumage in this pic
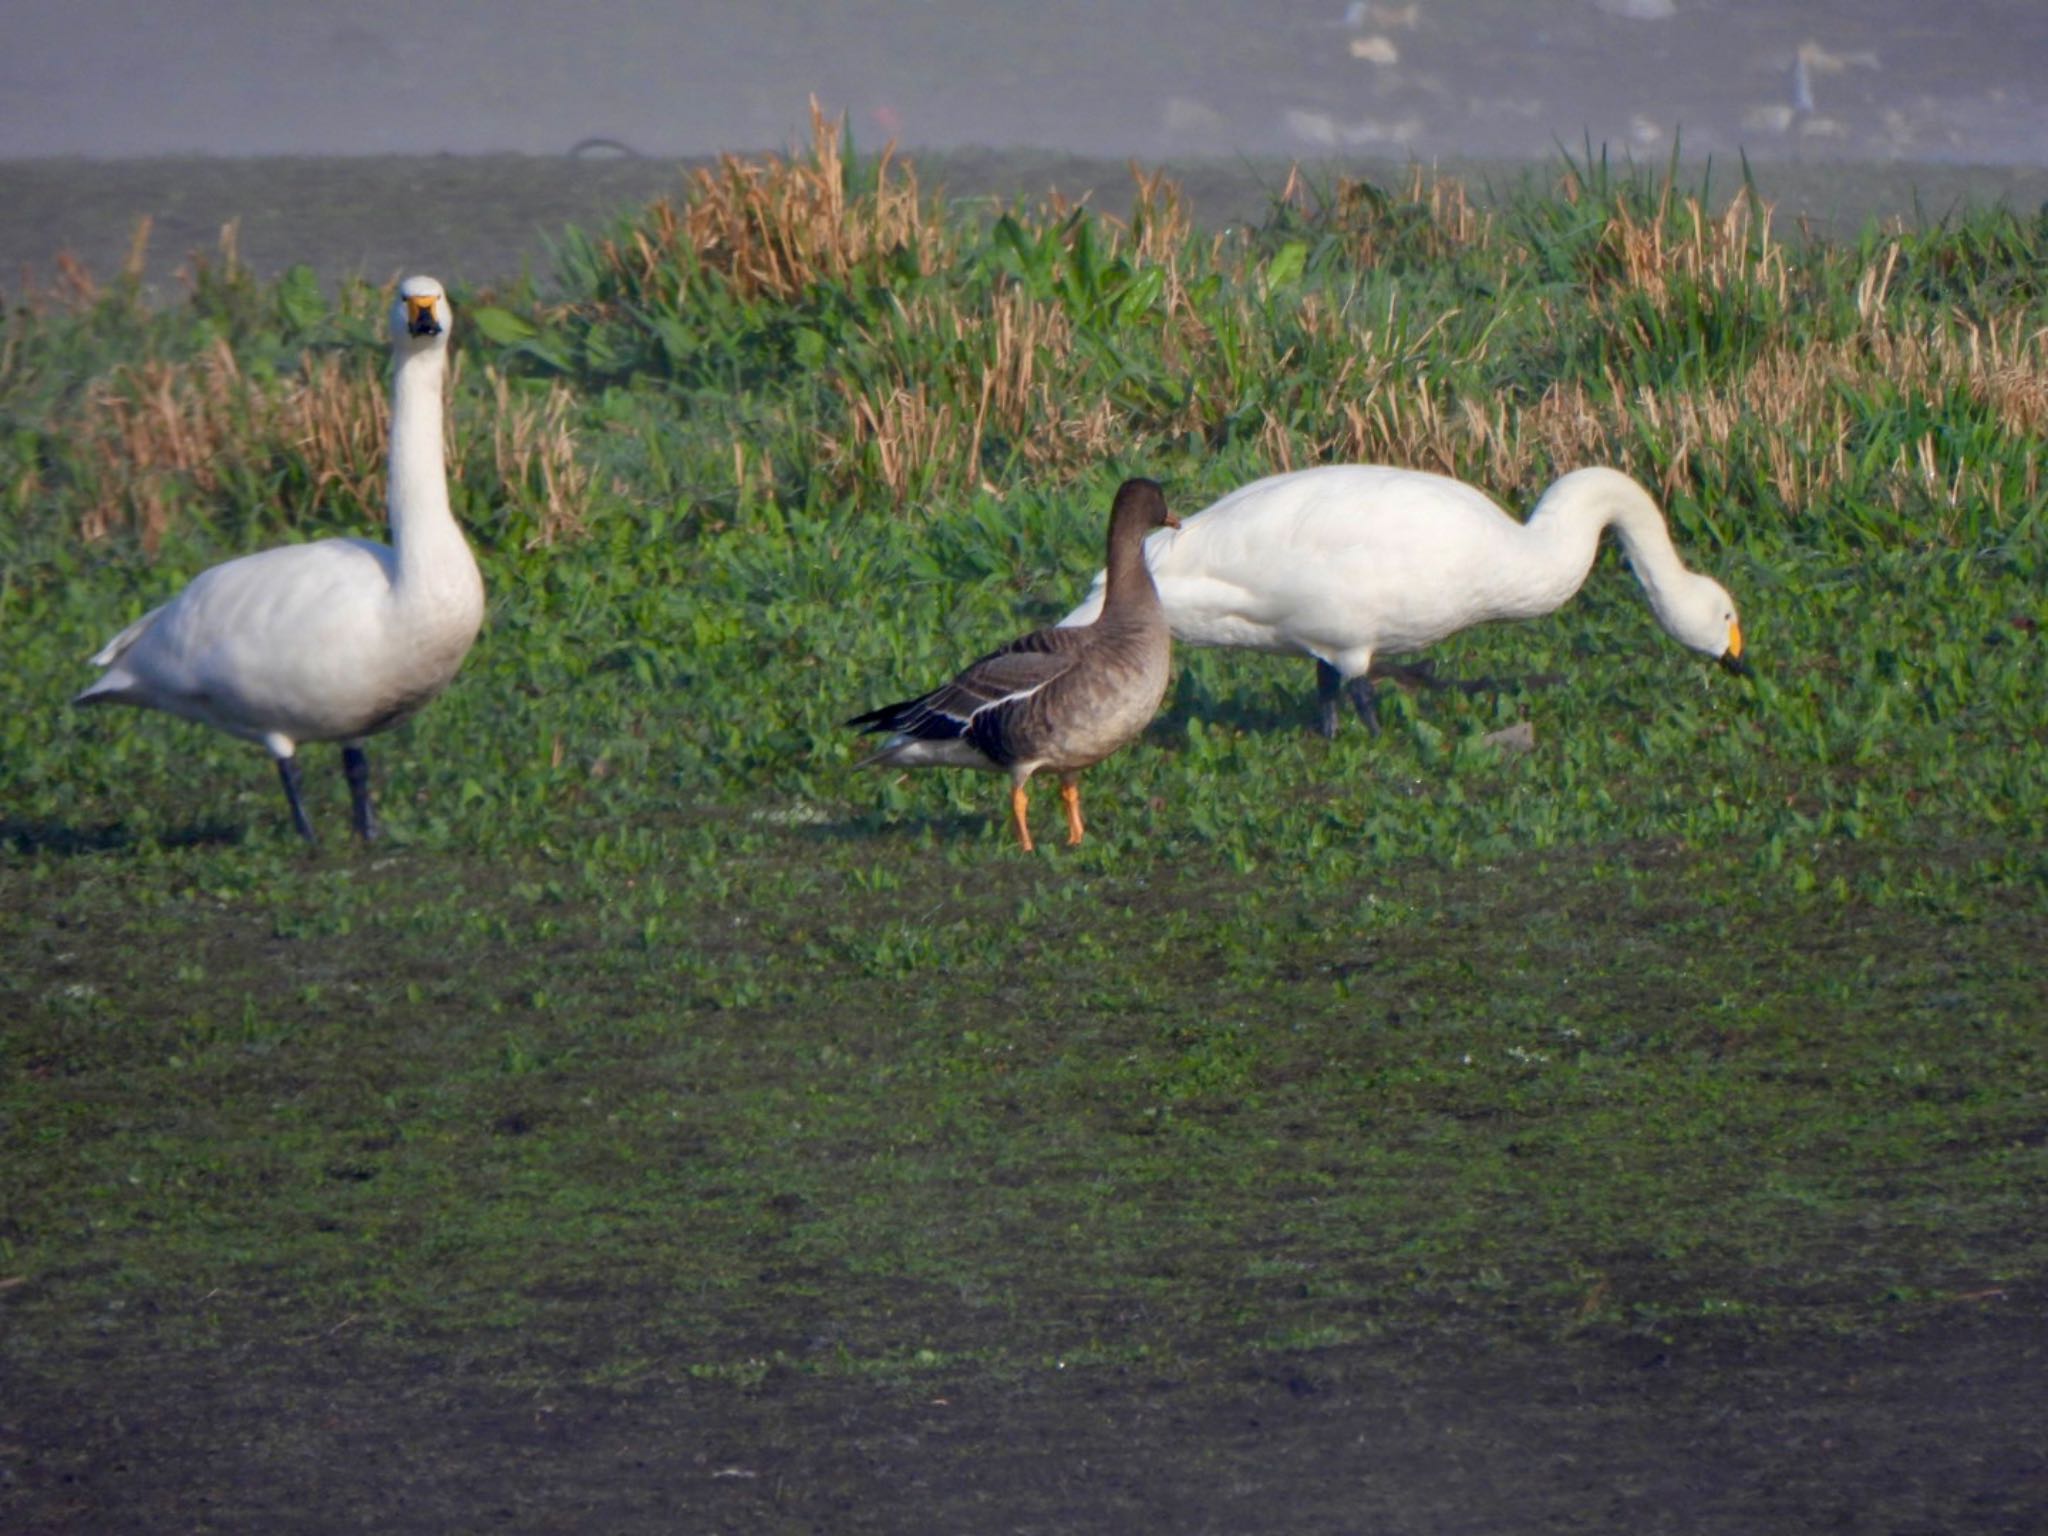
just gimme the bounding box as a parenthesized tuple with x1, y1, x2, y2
(848, 478, 1180, 851)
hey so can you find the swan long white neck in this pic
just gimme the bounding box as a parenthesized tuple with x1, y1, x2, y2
(1515, 468, 1694, 629)
(385, 346, 472, 606)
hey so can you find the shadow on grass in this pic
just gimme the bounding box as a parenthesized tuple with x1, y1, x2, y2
(801, 807, 997, 845)
(1158, 661, 1572, 739)
(1, 817, 248, 857)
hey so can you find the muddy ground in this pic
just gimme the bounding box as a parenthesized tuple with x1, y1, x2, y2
(8, 1306, 2043, 1531)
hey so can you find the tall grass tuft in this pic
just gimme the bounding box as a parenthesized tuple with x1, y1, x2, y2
(54, 330, 590, 553)
(74, 342, 385, 550)
(8, 127, 2047, 563)
(583, 99, 952, 313)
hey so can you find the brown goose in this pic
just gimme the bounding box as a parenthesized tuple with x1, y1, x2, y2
(849, 478, 1180, 852)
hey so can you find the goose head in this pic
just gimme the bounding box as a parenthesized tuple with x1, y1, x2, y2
(1654, 571, 1750, 677)
(1108, 477, 1182, 543)
(391, 275, 452, 350)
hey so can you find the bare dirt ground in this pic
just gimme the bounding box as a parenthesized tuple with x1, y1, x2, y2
(10, 1304, 2044, 1532)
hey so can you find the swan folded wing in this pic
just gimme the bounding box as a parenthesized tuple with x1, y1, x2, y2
(96, 540, 409, 740)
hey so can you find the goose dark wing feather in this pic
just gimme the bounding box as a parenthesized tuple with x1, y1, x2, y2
(844, 477, 1176, 848)
(849, 633, 1083, 746)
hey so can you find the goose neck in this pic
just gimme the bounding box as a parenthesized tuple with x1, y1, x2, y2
(1098, 526, 1161, 618)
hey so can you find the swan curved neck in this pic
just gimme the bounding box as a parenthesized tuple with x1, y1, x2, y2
(1520, 472, 1690, 615)
(1589, 486, 1690, 608)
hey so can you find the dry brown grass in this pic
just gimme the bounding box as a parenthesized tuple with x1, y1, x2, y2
(1121, 163, 1197, 269)
(1272, 164, 1495, 270)
(74, 343, 591, 551)
(1252, 294, 2048, 519)
(826, 379, 961, 504)
(818, 276, 1130, 503)
(1957, 311, 2048, 435)
(1587, 186, 1789, 304)
(789, 139, 2045, 525)
(600, 99, 952, 305)
(477, 366, 591, 547)
(75, 340, 386, 550)
(965, 285, 1076, 474)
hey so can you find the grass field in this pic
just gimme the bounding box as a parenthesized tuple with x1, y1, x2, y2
(3, 120, 2045, 1530)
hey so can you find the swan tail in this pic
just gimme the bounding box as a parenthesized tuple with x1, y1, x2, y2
(74, 605, 166, 704)
(86, 605, 164, 668)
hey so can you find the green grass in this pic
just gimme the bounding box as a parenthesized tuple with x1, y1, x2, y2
(2, 134, 2045, 1423)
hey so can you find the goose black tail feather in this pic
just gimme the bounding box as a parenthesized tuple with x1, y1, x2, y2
(846, 695, 966, 740)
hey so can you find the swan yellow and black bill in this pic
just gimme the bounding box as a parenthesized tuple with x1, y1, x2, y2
(1718, 619, 1751, 677)
(404, 294, 442, 336)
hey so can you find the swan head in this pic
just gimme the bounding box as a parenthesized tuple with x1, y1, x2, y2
(1655, 572, 1750, 677)
(391, 275, 451, 348)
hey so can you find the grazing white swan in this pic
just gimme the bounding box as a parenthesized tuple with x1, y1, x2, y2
(1062, 465, 1747, 736)
(75, 275, 486, 841)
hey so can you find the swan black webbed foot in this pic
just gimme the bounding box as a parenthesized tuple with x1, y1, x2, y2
(1314, 659, 1381, 738)
(342, 744, 381, 841)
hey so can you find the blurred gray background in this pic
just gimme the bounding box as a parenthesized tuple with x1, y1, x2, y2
(6, 0, 2047, 289)
(9, 0, 2048, 163)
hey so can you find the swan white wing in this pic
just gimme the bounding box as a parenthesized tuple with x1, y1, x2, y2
(81, 538, 408, 745)
(1062, 465, 1523, 659)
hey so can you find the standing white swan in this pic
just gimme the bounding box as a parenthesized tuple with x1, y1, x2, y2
(1062, 465, 1748, 736)
(75, 275, 486, 841)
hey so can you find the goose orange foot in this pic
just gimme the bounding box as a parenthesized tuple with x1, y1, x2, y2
(1010, 783, 1036, 853)
(1059, 779, 1085, 847)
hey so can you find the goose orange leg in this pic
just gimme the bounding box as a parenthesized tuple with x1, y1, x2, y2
(1059, 776, 1085, 847)
(1010, 782, 1035, 853)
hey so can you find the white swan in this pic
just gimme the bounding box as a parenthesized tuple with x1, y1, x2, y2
(1062, 465, 1747, 735)
(75, 275, 486, 841)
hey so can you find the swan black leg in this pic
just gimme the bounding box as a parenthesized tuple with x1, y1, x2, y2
(1345, 674, 1381, 734)
(342, 745, 381, 842)
(1315, 660, 1344, 739)
(276, 755, 317, 844)
(1314, 661, 1381, 738)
